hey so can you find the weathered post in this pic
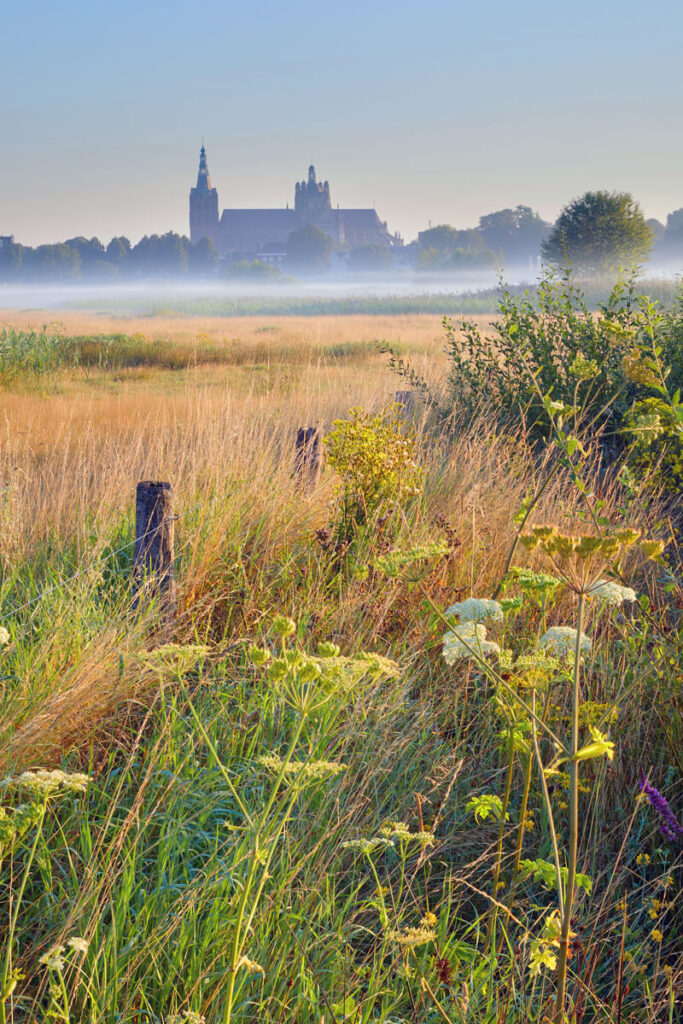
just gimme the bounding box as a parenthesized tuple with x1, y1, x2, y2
(295, 427, 321, 491)
(133, 480, 176, 615)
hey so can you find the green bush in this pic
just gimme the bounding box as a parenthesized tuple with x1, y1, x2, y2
(441, 270, 683, 449)
(325, 406, 423, 537)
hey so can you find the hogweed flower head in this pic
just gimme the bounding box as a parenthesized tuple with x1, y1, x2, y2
(587, 579, 637, 606)
(0, 769, 90, 798)
(0, 626, 9, 647)
(445, 597, 504, 625)
(539, 627, 592, 660)
(569, 353, 599, 380)
(39, 946, 66, 971)
(388, 925, 436, 948)
(443, 623, 500, 664)
(257, 755, 347, 780)
(67, 936, 89, 954)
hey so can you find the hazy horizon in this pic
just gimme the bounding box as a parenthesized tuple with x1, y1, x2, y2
(2, 0, 683, 247)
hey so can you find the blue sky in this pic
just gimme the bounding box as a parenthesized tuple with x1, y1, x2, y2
(2, 0, 682, 245)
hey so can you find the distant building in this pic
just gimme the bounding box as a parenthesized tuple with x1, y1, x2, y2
(0, 235, 14, 250)
(189, 146, 402, 258)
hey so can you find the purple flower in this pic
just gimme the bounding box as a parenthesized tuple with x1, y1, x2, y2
(639, 774, 683, 842)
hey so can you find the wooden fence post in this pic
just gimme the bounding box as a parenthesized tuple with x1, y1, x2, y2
(133, 480, 176, 614)
(295, 427, 321, 491)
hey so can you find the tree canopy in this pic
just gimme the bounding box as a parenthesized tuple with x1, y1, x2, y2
(285, 225, 333, 272)
(477, 206, 550, 265)
(542, 191, 654, 273)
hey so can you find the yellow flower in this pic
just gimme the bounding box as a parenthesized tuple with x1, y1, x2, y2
(636, 853, 650, 866)
(421, 911, 438, 928)
(650, 929, 663, 943)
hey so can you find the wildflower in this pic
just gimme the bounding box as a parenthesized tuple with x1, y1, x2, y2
(639, 774, 682, 842)
(388, 925, 436, 948)
(569, 353, 599, 380)
(0, 627, 9, 646)
(640, 539, 664, 559)
(650, 928, 663, 943)
(236, 956, 265, 975)
(421, 911, 438, 928)
(575, 726, 615, 762)
(39, 946, 66, 971)
(166, 1013, 206, 1024)
(587, 579, 637, 606)
(256, 755, 347, 780)
(378, 821, 435, 847)
(0, 770, 90, 797)
(539, 627, 592, 659)
(442, 623, 500, 664)
(67, 936, 89, 954)
(445, 597, 504, 625)
(341, 836, 393, 855)
(272, 615, 296, 637)
(636, 853, 650, 866)
(248, 645, 271, 666)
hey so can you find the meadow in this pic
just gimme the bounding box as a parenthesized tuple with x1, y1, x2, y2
(0, 282, 681, 1023)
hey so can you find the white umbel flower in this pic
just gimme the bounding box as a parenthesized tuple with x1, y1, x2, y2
(0, 627, 9, 646)
(587, 579, 637, 606)
(539, 627, 592, 659)
(445, 598, 504, 624)
(443, 623, 501, 663)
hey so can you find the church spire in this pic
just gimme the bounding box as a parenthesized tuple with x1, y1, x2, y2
(196, 144, 212, 191)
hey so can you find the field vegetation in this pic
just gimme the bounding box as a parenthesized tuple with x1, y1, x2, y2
(0, 274, 681, 1023)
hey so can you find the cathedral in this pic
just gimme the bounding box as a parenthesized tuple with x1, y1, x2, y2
(189, 146, 402, 260)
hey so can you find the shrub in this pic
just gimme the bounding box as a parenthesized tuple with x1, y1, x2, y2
(325, 406, 423, 537)
(441, 270, 683, 450)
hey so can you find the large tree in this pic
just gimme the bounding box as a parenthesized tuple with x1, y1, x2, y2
(542, 191, 653, 273)
(285, 225, 332, 272)
(477, 205, 550, 266)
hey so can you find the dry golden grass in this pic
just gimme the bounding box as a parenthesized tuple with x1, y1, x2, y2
(0, 308, 660, 769)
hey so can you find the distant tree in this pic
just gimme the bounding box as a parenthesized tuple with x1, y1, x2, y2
(347, 244, 394, 272)
(285, 225, 332, 272)
(106, 236, 131, 268)
(23, 243, 81, 281)
(542, 191, 654, 273)
(666, 208, 683, 233)
(416, 224, 495, 269)
(477, 205, 551, 266)
(0, 241, 23, 281)
(653, 209, 683, 267)
(131, 232, 189, 275)
(221, 259, 283, 280)
(189, 235, 219, 275)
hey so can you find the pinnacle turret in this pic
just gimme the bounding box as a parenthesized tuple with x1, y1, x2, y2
(196, 144, 212, 192)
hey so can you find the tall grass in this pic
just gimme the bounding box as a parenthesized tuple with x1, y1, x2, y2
(0, 311, 680, 1023)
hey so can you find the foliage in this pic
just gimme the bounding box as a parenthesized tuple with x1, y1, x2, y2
(542, 190, 654, 273)
(284, 224, 333, 272)
(416, 224, 496, 269)
(441, 269, 683, 451)
(477, 205, 551, 266)
(220, 258, 284, 280)
(347, 243, 394, 271)
(0, 308, 681, 1024)
(325, 406, 423, 534)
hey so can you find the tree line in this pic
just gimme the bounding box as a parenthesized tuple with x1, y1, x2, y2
(0, 232, 219, 282)
(3, 192, 683, 282)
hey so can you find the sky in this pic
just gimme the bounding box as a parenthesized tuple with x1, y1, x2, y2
(2, 0, 683, 246)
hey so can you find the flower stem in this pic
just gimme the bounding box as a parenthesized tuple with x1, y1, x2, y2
(555, 590, 585, 1023)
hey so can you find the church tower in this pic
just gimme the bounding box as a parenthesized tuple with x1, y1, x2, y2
(189, 145, 219, 247)
(294, 164, 332, 223)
